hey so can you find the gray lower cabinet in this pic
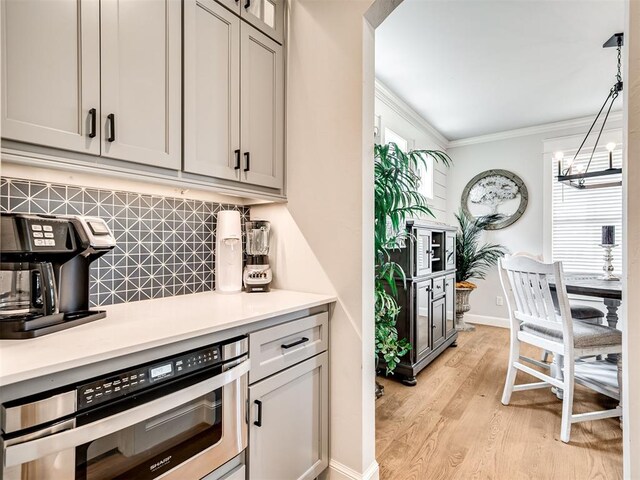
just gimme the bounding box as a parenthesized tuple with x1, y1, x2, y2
(249, 352, 329, 480)
(248, 315, 329, 479)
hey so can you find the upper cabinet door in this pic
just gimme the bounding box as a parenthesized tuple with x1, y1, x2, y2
(1, 0, 100, 154)
(241, 0, 284, 44)
(240, 24, 284, 190)
(100, 0, 181, 169)
(184, 0, 240, 181)
(216, 0, 241, 15)
(415, 229, 433, 277)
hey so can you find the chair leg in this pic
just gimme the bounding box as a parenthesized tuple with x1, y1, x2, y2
(541, 349, 550, 363)
(502, 338, 520, 405)
(551, 353, 564, 399)
(560, 358, 575, 443)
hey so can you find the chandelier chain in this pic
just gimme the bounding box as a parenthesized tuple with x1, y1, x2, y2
(616, 40, 622, 84)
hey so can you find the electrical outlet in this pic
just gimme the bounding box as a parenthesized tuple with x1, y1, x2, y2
(496, 296, 504, 306)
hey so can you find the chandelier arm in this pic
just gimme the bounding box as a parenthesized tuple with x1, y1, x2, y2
(565, 89, 614, 175)
(584, 90, 619, 175)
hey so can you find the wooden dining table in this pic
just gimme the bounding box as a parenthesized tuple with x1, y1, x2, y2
(549, 273, 623, 406)
(552, 273, 623, 330)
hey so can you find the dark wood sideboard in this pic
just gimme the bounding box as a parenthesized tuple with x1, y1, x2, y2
(385, 220, 458, 386)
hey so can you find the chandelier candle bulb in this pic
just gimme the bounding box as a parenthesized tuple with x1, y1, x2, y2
(606, 142, 616, 169)
(602, 225, 615, 245)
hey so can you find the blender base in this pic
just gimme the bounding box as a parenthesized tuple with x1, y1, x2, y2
(245, 284, 271, 293)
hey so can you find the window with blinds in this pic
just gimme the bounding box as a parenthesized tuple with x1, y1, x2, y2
(552, 148, 623, 273)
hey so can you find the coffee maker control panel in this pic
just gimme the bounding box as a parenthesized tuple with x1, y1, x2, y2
(15, 217, 74, 252)
(28, 221, 63, 248)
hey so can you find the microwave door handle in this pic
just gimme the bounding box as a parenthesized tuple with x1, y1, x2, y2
(4, 358, 250, 468)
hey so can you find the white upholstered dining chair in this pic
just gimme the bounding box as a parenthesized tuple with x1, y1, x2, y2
(498, 256, 622, 443)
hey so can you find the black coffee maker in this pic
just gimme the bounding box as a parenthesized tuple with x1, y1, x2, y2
(0, 213, 116, 339)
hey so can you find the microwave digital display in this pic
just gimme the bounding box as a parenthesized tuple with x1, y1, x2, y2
(150, 363, 173, 381)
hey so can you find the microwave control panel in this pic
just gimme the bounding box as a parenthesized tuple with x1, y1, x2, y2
(77, 344, 221, 409)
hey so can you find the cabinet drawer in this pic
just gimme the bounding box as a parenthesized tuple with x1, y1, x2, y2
(249, 312, 328, 383)
(432, 276, 446, 298)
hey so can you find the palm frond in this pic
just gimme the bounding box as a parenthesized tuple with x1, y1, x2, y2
(374, 142, 452, 374)
(454, 209, 508, 283)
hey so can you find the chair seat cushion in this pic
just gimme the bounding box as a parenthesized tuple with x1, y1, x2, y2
(570, 305, 604, 320)
(522, 321, 621, 348)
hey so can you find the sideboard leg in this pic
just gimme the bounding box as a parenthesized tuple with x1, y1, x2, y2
(401, 376, 417, 387)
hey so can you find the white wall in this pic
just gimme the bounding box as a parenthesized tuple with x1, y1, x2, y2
(446, 118, 621, 322)
(256, 1, 379, 478)
(374, 81, 450, 222)
(623, 0, 640, 475)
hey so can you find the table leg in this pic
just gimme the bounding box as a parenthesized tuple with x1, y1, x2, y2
(618, 353, 623, 429)
(604, 298, 622, 363)
(552, 353, 564, 399)
(604, 298, 623, 428)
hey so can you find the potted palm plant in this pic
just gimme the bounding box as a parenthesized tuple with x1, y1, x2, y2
(374, 142, 450, 397)
(454, 209, 508, 331)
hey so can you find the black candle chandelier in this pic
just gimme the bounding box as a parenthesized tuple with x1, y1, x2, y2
(557, 33, 624, 190)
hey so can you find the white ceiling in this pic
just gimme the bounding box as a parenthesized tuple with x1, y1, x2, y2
(375, 0, 625, 141)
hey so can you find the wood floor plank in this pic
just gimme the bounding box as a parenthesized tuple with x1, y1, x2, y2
(375, 325, 623, 479)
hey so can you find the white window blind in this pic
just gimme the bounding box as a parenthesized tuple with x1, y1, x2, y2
(551, 148, 623, 273)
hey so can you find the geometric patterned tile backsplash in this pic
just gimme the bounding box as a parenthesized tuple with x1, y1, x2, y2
(0, 177, 248, 307)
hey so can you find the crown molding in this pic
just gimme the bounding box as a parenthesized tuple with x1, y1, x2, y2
(448, 111, 624, 148)
(374, 79, 449, 148)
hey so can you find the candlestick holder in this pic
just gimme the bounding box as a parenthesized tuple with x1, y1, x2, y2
(600, 244, 620, 281)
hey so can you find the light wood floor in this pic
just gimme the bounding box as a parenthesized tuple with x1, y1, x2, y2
(375, 325, 622, 480)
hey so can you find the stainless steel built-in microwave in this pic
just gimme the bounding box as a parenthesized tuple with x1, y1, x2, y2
(1, 338, 249, 480)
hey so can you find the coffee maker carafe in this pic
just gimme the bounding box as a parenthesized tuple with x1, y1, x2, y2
(243, 220, 272, 293)
(0, 213, 116, 339)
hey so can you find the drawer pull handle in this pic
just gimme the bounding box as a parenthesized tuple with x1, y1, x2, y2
(234, 149, 241, 170)
(254, 400, 262, 427)
(281, 337, 309, 349)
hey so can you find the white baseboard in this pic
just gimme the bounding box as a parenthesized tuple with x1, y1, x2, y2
(464, 313, 510, 329)
(326, 460, 379, 480)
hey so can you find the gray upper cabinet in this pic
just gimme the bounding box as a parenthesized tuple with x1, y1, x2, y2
(241, 0, 285, 44)
(184, 0, 241, 181)
(240, 23, 284, 189)
(100, 0, 182, 169)
(2, 0, 181, 170)
(216, 0, 241, 15)
(1, 0, 101, 155)
(185, 17, 283, 190)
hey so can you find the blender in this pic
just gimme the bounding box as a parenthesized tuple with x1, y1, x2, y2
(243, 220, 272, 293)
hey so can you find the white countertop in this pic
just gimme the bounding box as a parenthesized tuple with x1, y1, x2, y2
(0, 289, 335, 387)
